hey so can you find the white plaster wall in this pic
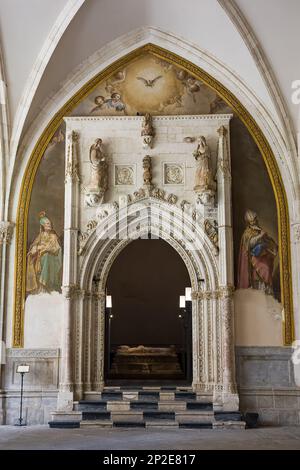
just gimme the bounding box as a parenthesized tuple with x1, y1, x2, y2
(24, 293, 63, 349)
(234, 289, 283, 346)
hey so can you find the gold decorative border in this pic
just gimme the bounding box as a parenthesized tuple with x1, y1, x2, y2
(12, 43, 294, 347)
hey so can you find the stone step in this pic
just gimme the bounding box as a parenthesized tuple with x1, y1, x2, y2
(143, 411, 175, 421)
(186, 401, 213, 411)
(214, 411, 243, 421)
(113, 421, 146, 428)
(138, 391, 160, 401)
(158, 401, 187, 411)
(175, 411, 214, 423)
(82, 411, 111, 421)
(76, 400, 107, 411)
(101, 391, 123, 401)
(80, 420, 113, 428)
(49, 420, 81, 429)
(145, 420, 179, 428)
(175, 391, 196, 400)
(130, 400, 158, 410)
(179, 422, 213, 429)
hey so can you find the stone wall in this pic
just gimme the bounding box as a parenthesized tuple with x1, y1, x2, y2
(236, 347, 300, 425)
(1, 349, 59, 425)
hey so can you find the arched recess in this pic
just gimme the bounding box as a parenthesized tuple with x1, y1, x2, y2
(12, 43, 293, 348)
(73, 199, 220, 394)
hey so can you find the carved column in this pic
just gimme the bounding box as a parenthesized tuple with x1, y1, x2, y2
(0, 221, 14, 423)
(191, 292, 201, 389)
(74, 289, 85, 400)
(83, 291, 93, 393)
(93, 290, 105, 391)
(215, 124, 239, 411)
(58, 130, 80, 410)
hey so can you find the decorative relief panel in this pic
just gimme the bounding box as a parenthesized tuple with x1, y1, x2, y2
(114, 164, 135, 186)
(163, 163, 184, 185)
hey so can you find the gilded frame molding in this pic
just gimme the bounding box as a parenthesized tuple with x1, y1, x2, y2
(12, 43, 294, 347)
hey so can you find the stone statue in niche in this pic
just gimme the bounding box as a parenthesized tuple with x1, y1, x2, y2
(193, 136, 216, 205)
(85, 138, 108, 206)
(143, 155, 152, 189)
(141, 113, 154, 149)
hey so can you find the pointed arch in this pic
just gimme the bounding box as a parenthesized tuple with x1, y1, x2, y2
(12, 41, 293, 348)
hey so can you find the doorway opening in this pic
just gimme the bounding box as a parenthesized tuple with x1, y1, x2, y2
(104, 238, 192, 385)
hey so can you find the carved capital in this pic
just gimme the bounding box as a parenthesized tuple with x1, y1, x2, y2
(0, 221, 15, 245)
(62, 284, 79, 299)
(192, 289, 222, 300)
(218, 285, 235, 299)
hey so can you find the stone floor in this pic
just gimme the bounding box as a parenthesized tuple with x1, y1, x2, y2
(0, 425, 300, 450)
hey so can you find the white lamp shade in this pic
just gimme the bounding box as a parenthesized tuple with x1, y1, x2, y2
(179, 295, 186, 308)
(106, 295, 112, 308)
(185, 287, 192, 301)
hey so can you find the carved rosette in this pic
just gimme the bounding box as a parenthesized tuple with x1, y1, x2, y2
(0, 221, 15, 245)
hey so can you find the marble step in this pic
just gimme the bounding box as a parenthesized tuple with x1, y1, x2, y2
(113, 421, 145, 428)
(82, 411, 111, 421)
(81, 420, 113, 428)
(101, 391, 123, 401)
(143, 411, 175, 421)
(186, 402, 213, 411)
(179, 422, 213, 429)
(214, 411, 243, 421)
(75, 399, 213, 412)
(138, 391, 160, 401)
(130, 400, 158, 410)
(76, 400, 107, 411)
(175, 391, 196, 400)
(146, 420, 179, 428)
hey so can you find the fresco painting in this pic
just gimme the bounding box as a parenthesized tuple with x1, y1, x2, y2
(26, 53, 280, 307)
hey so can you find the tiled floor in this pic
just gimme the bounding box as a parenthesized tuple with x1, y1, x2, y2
(0, 425, 300, 450)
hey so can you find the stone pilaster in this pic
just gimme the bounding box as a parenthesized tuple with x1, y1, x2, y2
(215, 124, 239, 411)
(57, 130, 80, 411)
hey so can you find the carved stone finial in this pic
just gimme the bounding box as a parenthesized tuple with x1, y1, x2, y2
(217, 125, 227, 137)
(141, 113, 154, 149)
(193, 136, 216, 205)
(85, 138, 108, 207)
(0, 221, 15, 245)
